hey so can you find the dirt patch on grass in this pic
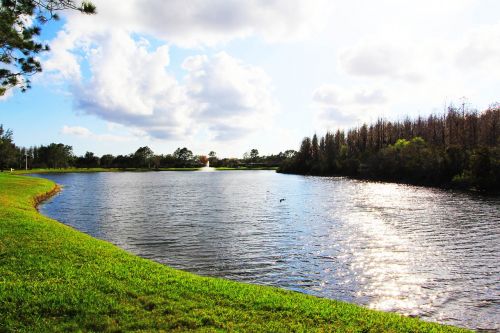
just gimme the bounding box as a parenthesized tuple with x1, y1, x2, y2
(34, 184, 61, 210)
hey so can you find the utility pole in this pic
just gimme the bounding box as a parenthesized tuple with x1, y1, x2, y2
(25, 153, 28, 170)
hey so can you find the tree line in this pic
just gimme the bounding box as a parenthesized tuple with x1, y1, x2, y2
(2, 102, 498, 190)
(279, 103, 500, 191)
(0, 129, 289, 170)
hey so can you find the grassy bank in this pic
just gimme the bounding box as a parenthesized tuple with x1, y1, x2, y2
(215, 166, 278, 171)
(10, 167, 122, 175)
(9, 167, 201, 175)
(8, 166, 277, 175)
(0, 173, 469, 332)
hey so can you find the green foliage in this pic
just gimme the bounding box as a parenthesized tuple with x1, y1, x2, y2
(369, 136, 442, 184)
(0, 0, 96, 95)
(250, 148, 259, 160)
(279, 105, 500, 191)
(75, 151, 99, 168)
(452, 147, 500, 190)
(172, 147, 194, 167)
(215, 166, 278, 170)
(0, 124, 17, 170)
(35, 142, 73, 168)
(8, 138, 288, 170)
(99, 154, 114, 168)
(394, 138, 410, 148)
(133, 146, 154, 168)
(0, 174, 469, 332)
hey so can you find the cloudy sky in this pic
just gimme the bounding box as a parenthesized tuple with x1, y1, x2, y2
(1, 0, 499, 157)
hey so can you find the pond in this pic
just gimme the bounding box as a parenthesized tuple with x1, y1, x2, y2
(36, 171, 500, 330)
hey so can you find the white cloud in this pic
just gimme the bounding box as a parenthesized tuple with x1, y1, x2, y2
(312, 85, 343, 106)
(61, 125, 134, 142)
(313, 85, 387, 107)
(353, 89, 387, 105)
(46, 0, 332, 79)
(43, 30, 83, 82)
(65, 30, 191, 140)
(48, 27, 278, 141)
(312, 85, 389, 129)
(184, 52, 277, 140)
(61, 125, 91, 136)
(339, 43, 424, 82)
(62, 0, 331, 47)
(41, 0, 300, 142)
(455, 23, 500, 71)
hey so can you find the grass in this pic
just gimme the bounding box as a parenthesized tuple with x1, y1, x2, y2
(11, 167, 122, 174)
(0, 173, 470, 332)
(8, 166, 277, 175)
(215, 167, 278, 171)
(9, 167, 202, 175)
(156, 167, 201, 171)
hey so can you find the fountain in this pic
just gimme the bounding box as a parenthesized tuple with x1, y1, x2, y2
(199, 160, 215, 172)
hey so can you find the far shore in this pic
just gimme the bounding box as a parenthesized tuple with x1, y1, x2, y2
(5, 166, 278, 175)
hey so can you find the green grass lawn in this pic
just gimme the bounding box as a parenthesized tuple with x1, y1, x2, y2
(10, 167, 202, 175)
(8, 166, 277, 175)
(156, 167, 201, 171)
(0, 173, 469, 332)
(215, 167, 278, 171)
(10, 167, 118, 174)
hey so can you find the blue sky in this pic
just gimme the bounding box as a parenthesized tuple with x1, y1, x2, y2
(1, 0, 499, 157)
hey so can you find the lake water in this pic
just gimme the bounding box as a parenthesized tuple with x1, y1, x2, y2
(36, 171, 500, 330)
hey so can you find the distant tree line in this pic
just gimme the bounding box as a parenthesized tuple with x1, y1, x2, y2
(3, 102, 497, 191)
(279, 104, 500, 191)
(208, 149, 295, 168)
(0, 129, 288, 171)
(0, 144, 205, 170)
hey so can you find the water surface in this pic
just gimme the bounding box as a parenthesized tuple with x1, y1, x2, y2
(36, 171, 500, 330)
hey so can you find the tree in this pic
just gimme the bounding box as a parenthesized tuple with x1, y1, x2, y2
(283, 150, 297, 159)
(134, 146, 154, 168)
(173, 147, 193, 167)
(207, 150, 218, 166)
(250, 149, 259, 161)
(0, 0, 96, 95)
(36, 143, 73, 168)
(151, 154, 161, 169)
(295, 137, 312, 173)
(311, 134, 319, 161)
(279, 103, 499, 190)
(100, 154, 114, 168)
(113, 154, 132, 169)
(0, 124, 17, 170)
(75, 151, 99, 168)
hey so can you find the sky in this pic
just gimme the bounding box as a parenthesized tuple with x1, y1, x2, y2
(1, 0, 499, 157)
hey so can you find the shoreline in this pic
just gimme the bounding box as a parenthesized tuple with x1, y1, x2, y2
(277, 170, 500, 195)
(10, 167, 201, 175)
(16, 167, 497, 194)
(0, 173, 470, 332)
(8, 166, 278, 175)
(33, 183, 61, 210)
